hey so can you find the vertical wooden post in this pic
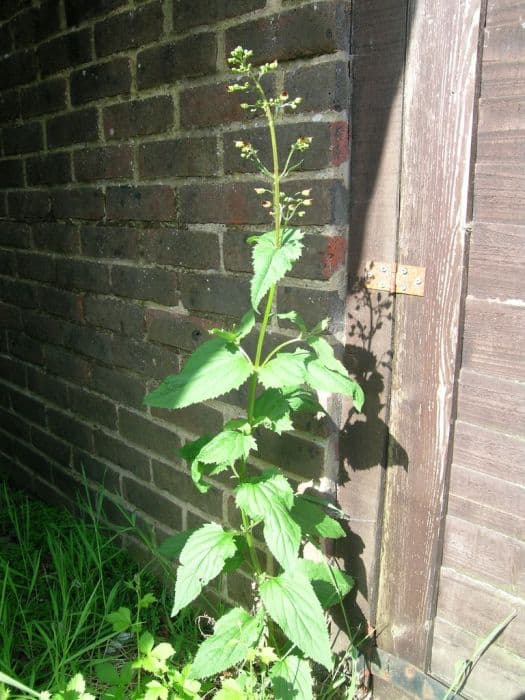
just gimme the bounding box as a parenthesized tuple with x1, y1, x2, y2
(375, 0, 483, 669)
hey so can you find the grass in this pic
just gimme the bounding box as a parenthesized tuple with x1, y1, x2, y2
(0, 480, 200, 697)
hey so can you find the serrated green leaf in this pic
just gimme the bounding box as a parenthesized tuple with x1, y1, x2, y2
(139, 592, 157, 609)
(282, 387, 324, 414)
(172, 523, 237, 616)
(259, 571, 332, 670)
(275, 311, 307, 334)
(214, 679, 247, 700)
(253, 389, 294, 434)
(144, 339, 253, 409)
(143, 680, 168, 700)
(158, 529, 196, 560)
(180, 436, 226, 493)
(196, 430, 257, 467)
(235, 471, 300, 569)
(95, 662, 120, 686)
(251, 229, 304, 310)
(295, 559, 354, 609)
(210, 310, 256, 343)
(138, 631, 155, 655)
(271, 655, 313, 700)
(151, 642, 175, 661)
(305, 359, 364, 411)
(106, 607, 131, 633)
(307, 336, 347, 374)
(290, 495, 345, 539)
(190, 608, 263, 679)
(258, 349, 311, 389)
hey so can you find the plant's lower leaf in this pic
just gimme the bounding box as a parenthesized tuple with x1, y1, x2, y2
(259, 570, 332, 670)
(196, 430, 257, 467)
(307, 336, 346, 375)
(295, 559, 354, 609)
(144, 339, 253, 409)
(190, 608, 263, 679)
(251, 229, 304, 310)
(258, 350, 311, 390)
(271, 655, 313, 700)
(172, 523, 237, 617)
(235, 471, 300, 569)
(290, 495, 345, 539)
(282, 387, 324, 414)
(158, 529, 197, 560)
(305, 359, 364, 411)
(253, 388, 294, 434)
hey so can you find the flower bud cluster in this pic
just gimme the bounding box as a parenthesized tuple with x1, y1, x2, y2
(234, 140, 259, 160)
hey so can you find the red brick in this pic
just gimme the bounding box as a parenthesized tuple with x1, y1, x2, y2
(145, 309, 213, 351)
(51, 188, 105, 220)
(0, 159, 24, 187)
(74, 145, 133, 182)
(139, 137, 219, 178)
(65, 0, 127, 27)
(11, 1, 61, 49)
(106, 185, 176, 221)
(56, 259, 110, 293)
(95, 1, 164, 57)
(173, 0, 265, 31)
(0, 49, 37, 90)
(104, 96, 174, 140)
(0, 89, 20, 124)
(137, 33, 217, 89)
(143, 228, 220, 270)
(111, 264, 179, 305)
(180, 272, 250, 316)
(3, 121, 43, 155)
(80, 225, 140, 259)
(38, 29, 92, 77)
(47, 108, 98, 148)
(284, 60, 350, 114)
(20, 78, 67, 119)
(0, 222, 31, 248)
(71, 57, 132, 105)
(32, 223, 80, 254)
(8, 190, 50, 220)
(26, 153, 72, 186)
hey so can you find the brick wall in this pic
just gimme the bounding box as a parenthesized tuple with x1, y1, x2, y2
(0, 0, 351, 603)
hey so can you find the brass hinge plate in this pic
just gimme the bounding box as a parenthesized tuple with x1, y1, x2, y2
(364, 262, 425, 296)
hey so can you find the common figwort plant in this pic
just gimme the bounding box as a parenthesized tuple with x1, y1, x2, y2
(144, 47, 364, 697)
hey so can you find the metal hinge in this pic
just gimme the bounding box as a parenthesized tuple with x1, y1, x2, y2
(364, 262, 425, 296)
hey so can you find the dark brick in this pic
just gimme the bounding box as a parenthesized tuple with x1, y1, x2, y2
(0, 250, 16, 275)
(277, 284, 344, 331)
(0, 159, 24, 187)
(152, 401, 223, 437)
(138, 137, 218, 179)
(0, 50, 37, 90)
(119, 408, 180, 460)
(17, 442, 53, 479)
(37, 286, 83, 321)
(179, 181, 267, 224)
(51, 188, 105, 220)
(173, 0, 265, 31)
(11, 1, 61, 49)
(27, 366, 69, 406)
(11, 389, 46, 425)
(0, 302, 23, 330)
(9, 331, 44, 365)
(23, 310, 65, 344)
(33, 223, 80, 253)
(180, 272, 250, 317)
(106, 185, 176, 222)
(0, 22, 13, 53)
(38, 28, 92, 77)
(0, 221, 31, 248)
(145, 309, 213, 351)
(63, 322, 112, 363)
(104, 96, 173, 140)
(47, 108, 98, 148)
(112, 336, 179, 379)
(137, 34, 217, 90)
(256, 428, 326, 479)
(26, 152, 72, 186)
(143, 228, 220, 270)
(68, 384, 117, 429)
(74, 145, 133, 182)
(152, 457, 223, 518)
(65, 0, 127, 26)
(95, 1, 163, 57)
(17, 252, 56, 282)
(45, 345, 91, 384)
(123, 475, 183, 530)
(91, 364, 146, 409)
(47, 407, 94, 451)
(81, 225, 140, 259)
(32, 427, 71, 467)
(71, 57, 132, 106)
(56, 258, 110, 293)
(3, 121, 43, 155)
(226, 1, 351, 63)
(0, 355, 26, 387)
(94, 429, 150, 480)
(73, 449, 120, 492)
(84, 296, 144, 335)
(224, 230, 347, 281)
(8, 190, 50, 219)
(0, 0, 30, 22)
(0, 89, 20, 124)
(111, 265, 179, 305)
(284, 60, 350, 113)
(0, 278, 37, 308)
(224, 121, 349, 174)
(20, 78, 67, 119)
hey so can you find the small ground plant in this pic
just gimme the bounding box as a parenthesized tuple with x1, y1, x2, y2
(142, 47, 365, 698)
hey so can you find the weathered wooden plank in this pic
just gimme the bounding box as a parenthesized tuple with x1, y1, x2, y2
(375, 0, 482, 669)
(478, 96, 525, 133)
(449, 463, 525, 516)
(442, 514, 525, 594)
(462, 298, 525, 381)
(457, 367, 525, 435)
(486, 0, 525, 27)
(467, 222, 525, 300)
(481, 60, 525, 98)
(432, 616, 525, 700)
(476, 130, 525, 165)
(473, 162, 525, 224)
(452, 420, 525, 481)
(338, 0, 409, 625)
(436, 567, 525, 656)
(484, 20, 525, 62)
(447, 492, 525, 540)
